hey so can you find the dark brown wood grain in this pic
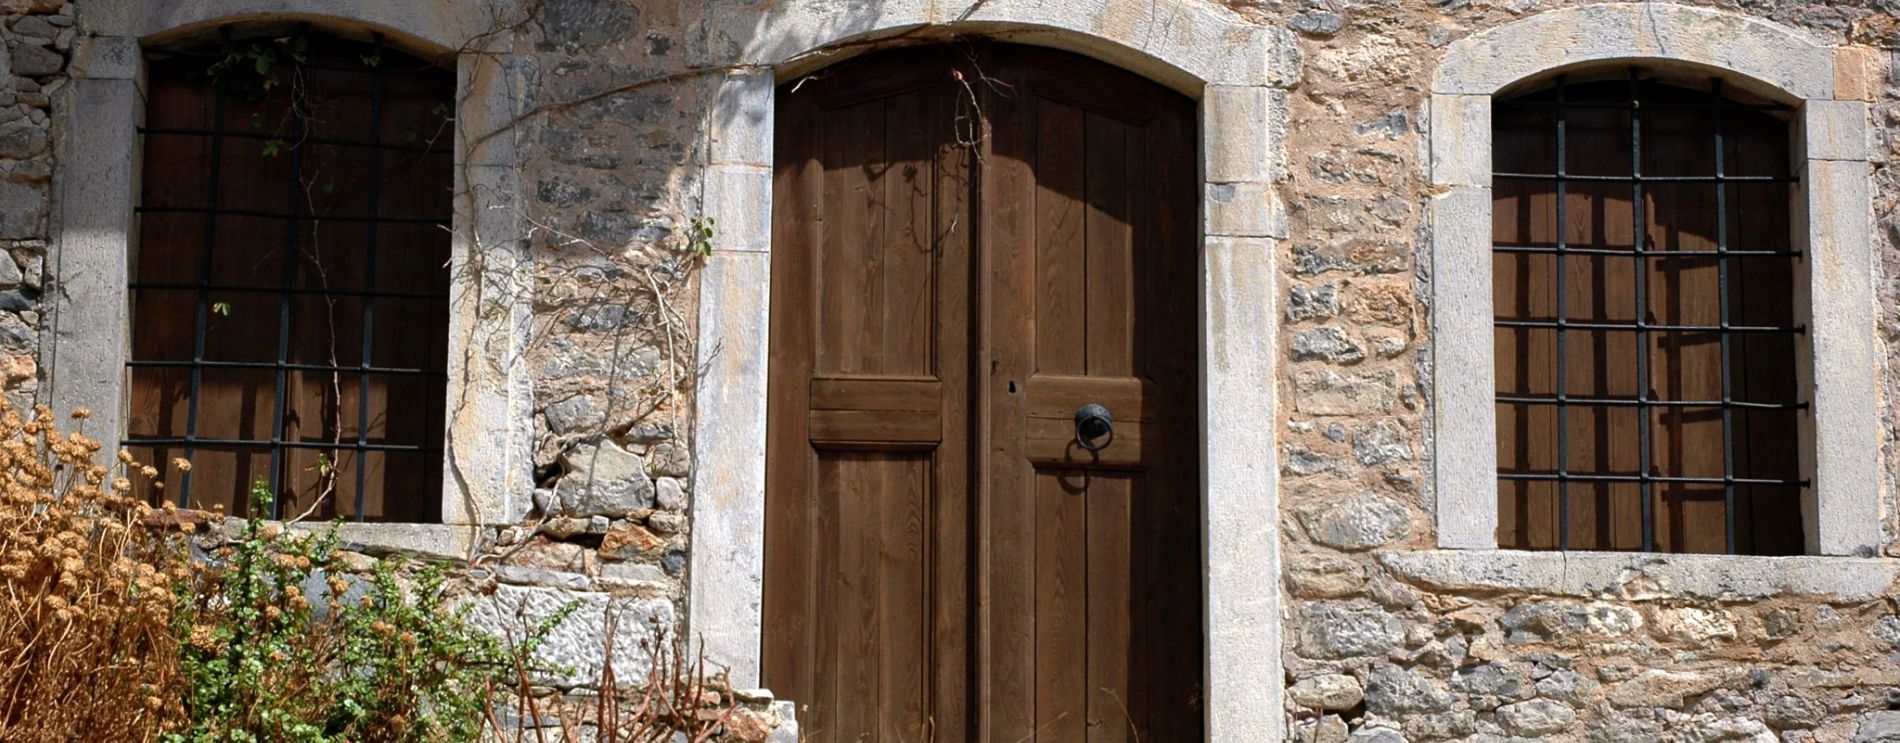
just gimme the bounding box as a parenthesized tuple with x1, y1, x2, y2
(765, 43, 1201, 743)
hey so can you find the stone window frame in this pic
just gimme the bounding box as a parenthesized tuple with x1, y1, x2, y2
(47, 1, 531, 552)
(1428, 2, 1882, 556)
(690, 1, 1294, 737)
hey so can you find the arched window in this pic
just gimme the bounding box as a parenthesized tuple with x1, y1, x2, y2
(123, 28, 453, 521)
(1492, 70, 1804, 553)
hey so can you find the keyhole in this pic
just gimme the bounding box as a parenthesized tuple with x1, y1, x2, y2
(1007, 381, 1018, 394)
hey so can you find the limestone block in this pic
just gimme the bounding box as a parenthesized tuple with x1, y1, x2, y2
(1298, 602, 1403, 659)
(1299, 491, 1413, 551)
(1805, 100, 1869, 161)
(556, 439, 657, 517)
(1295, 369, 1397, 416)
(1835, 46, 1883, 102)
(1290, 673, 1364, 710)
(1497, 699, 1577, 736)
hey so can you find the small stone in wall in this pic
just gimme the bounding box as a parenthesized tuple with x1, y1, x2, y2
(1290, 673, 1364, 710)
(1291, 327, 1366, 364)
(1352, 421, 1413, 466)
(1345, 726, 1404, 743)
(1656, 606, 1738, 645)
(1364, 664, 1456, 715)
(654, 476, 684, 509)
(1287, 554, 1366, 598)
(1299, 602, 1404, 659)
(1298, 491, 1412, 551)
(1761, 607, 1803, 639)
(1496, 698, 1577, 736)
(7, 42, 58, 77)
(599, 522, 666, 562)
(648, 441, 690, 477)
(1287, 283, 1340, 322)
(555, 439, 656, 517)
(1289, 11, 1345, 36)
(1294, 369, 1398, 416)
(1605, 668, 1724, 710)
(647, 512, 683, 534)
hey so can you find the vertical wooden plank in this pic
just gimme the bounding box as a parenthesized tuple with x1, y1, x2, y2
(1085, 475, 1132, 743)
(931, 65, 975, 743)
(876, 456, 929, 741)
(817, 99, 884, 375)
(764, 86, 820, 714)
(982, 51, 1041, 741)
(1083, 113, 1131, 377)
(884, 88, 937, 377)
(832, 453, 881, 741)
(1034, 471, 1087, 743)
(1034, 99, 1087, 377)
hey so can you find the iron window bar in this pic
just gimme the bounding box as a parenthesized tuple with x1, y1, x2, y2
(1510, 98, 1792, 111)
(125, 27, 450, 522)
(126, 359, 446, 378)
(171, 26, 234, 509)
(1494, 319, 1804, 334)
(1492, 68, 1808, 553)
(138, 126, 450, 155)
(1497, 395, 1806, 411)
(134, 205, 449, 225)
(122, 437, 442, 454)
(128, 282, 448, 301)
(1500, 472, 1807, 487)
(1494, 172, 1797, 183)
(1493, 245, 1801, 258)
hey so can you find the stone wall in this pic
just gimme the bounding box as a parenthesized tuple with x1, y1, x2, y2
(0, 0, 65, 411)
(1278, 0, 1900, 740)
(33, 0, 1900, 740)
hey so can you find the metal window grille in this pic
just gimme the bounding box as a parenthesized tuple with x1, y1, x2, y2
(1492, 69, 1808, 553)
(123, 27, 453, 521)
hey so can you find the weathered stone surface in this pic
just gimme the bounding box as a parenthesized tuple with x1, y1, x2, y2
(1290, 11, 1345, 37)
(1298, 491, 1413, 550)
(1346, 727, 1406, 743)
(1352, 421, 1412, 465)
(463, 584, 672, 687)
(598, 522, 667, 562)
(1857, 711, 1900, 743)
(1605, 669, 1724, 709)
(1299, 603, 1404, 659)
(6, 42, 56, 76)
(1499, 600, 1643, 644)
(1655, 607, 1737, 645)
(1497, 698, 1577, 736)
(556, 440, 656, 517)
(654, 476, 685, 510)
(1290, 673, 1364, 710)
(1295, 369, 1398, 416)
(1364, 664, 1456, 715)
(1292, 327, 1366, 364)
(0, 180, 41, 238)
(1287, 283, 1340, 322)
(1287, 554, 1366, 598)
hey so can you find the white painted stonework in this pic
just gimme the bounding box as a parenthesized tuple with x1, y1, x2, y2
(689, 0, 1295, 738)
(1427, 3, 1882, 556)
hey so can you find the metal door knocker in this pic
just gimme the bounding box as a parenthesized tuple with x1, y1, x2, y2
(1073, 403, 1115, 452)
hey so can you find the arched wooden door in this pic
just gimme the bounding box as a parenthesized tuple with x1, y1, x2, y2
(763, 43, 1202, 743)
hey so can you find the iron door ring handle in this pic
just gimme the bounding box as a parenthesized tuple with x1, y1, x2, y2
(1074, 403, 1114, 452)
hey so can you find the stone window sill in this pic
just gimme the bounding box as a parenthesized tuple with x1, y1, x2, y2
(1378, 549, 1898, 603)
(218, 519, 489, 563)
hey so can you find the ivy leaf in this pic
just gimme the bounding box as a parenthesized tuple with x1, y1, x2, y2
(211, 301, 232, 317)
(261, 139, 284, 158)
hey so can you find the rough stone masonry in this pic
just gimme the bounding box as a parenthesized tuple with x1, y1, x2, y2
(25, 0, 1900, 740)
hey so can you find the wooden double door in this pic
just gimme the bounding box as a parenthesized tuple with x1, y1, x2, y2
(763, 44, 1202, 743)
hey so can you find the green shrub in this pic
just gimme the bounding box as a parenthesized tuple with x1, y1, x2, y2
(166, 481, 504, 743)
